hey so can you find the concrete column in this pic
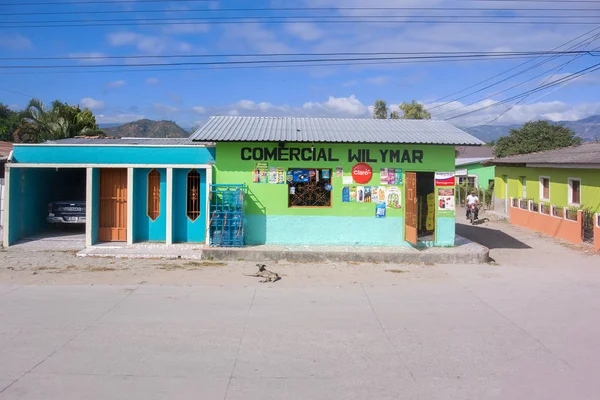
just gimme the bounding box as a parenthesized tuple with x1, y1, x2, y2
(205, 166, 212, 245)
(85, 167, 93, 248)
(2, 165, 10, 247)
(127, 167, 134, 245)
(166, 168, 173, 245)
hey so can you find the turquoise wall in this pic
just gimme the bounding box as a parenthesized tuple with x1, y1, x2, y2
(435, 217, 455, 247)
(173, 168, 206, 243)
(12, 145, 215, 165)
(8, 168, 55, 244)
(133, 168, 167, 242)
(91, 169, 99, 245)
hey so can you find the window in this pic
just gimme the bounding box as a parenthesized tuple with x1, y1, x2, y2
(568, 178, 581, 206)
(187, 169, 201, 221)
(288, 168, 332, 207)
(539, 176, 550, 201)
(147, 169, 161, 221)
(458, 176, 476, 187)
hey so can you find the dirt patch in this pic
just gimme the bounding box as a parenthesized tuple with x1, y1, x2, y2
(33, 266, 61, 271)
(157, 261, 227, 271)
(386, 269, 408, 274)
(84, 266, 118, 272)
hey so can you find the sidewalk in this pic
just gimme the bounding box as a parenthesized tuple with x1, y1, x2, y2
(77, 235, 489, 265)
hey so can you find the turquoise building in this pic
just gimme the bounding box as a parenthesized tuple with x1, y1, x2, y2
(3, 138, 214, 247)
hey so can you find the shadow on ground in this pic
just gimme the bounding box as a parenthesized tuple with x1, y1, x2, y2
(456, 223, 531, 250)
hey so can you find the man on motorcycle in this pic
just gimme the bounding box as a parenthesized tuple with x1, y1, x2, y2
(466, 190, 480, 220)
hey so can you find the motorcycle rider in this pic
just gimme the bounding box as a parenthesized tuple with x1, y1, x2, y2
(466, 190, 480, 220)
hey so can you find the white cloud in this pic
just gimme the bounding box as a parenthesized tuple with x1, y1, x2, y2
(193, 106, 206, 114)
(67, 52, 107, 64)
(367, 76, 390, 85)
(80, 97, 105, 111)
(145, 77, 160, 85)
(153, 103, 179, 114)
(107, 31, 192, 55)
(0, 33, 32, 50)
(108, 80, 126, 88)
(303, 95, 368, 117)
(96, 113, 145, 124)
(285, 22, 324, 41)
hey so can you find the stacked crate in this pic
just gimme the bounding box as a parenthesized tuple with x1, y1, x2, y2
(209, 184, 245, 247)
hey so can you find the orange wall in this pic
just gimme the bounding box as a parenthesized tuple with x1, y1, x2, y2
(509, 203, 583, 245)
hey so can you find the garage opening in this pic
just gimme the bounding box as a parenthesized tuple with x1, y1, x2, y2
(9, 167, 86, 249)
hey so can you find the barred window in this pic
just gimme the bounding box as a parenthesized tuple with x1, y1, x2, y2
(187, 169, 201, 221)
(147, 169, 161, 221)
(288, 169, 332, 208)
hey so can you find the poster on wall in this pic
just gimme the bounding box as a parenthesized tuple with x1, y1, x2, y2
(394, 168, 403, 185)
(322, 169, 330, 179)
(372, 188, 379, 203)
(343, 176, 353, 184)
(342, 186, 350, 202)
(286, 170, 293, 184)
(376, 202, 386, 218)
(377, 186, 386, 203)
(435, 172, 455, 187)
(357, 186, 365, 202)
(255, 162, 269, 184)
(269, 167, 278, 184)
(364, 187, 372, 203)
(350, 186, 357, 202)
(438, 188, 456, 212)
(386, 186, 401, 209)
(293, 169, 310, 183)
(380, 168, 389, 185)
(336, 167, 344, 177)
(276, 167, 285, 184)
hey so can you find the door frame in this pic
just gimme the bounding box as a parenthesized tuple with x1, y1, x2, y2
(405, 172, 418, 246)
(98, 168, 128, 242)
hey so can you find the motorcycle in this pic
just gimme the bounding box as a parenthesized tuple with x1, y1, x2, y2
(467, 203, 479, 225)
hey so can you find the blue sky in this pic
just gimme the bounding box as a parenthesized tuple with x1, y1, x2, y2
(1, 0, 600, 128)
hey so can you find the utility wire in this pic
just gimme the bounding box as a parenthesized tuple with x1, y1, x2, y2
(2, 52, 595, 69)
(3, 7, 600, 16)
(5, 0, 600, 5)
(1, 50, 594, 61)
(427, 26, 600, 111)
(444, 61, 600, 121)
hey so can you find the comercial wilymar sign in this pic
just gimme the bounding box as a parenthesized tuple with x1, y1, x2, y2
(241, 146, 424, 164)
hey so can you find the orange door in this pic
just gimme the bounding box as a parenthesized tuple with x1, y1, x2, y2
(98, 168, 127, 242)
(405, 172, 418, 245)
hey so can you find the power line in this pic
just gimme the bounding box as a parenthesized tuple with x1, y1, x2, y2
(444, 61, 600, 121)
(3, 7, 600, 16)
(5, 0, 600, 5)
(4, 19, 600, 29)
(427, 26, 600, 111)
(4, 52, 586, 69)
(1, 50, 594, 61)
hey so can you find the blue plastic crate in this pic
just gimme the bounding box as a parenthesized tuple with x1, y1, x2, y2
(209, 185, 246, 247)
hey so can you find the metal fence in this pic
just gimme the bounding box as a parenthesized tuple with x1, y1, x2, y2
(582, 209, 595, 244)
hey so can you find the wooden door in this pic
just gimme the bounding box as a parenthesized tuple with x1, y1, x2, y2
(99, 168, 127, 242)
(405, 172, 418, 245)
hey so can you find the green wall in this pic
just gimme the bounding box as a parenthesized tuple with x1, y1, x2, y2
(215, 142, 456, 246)
(494, 166, 600, 212)
(461, 163, 495, 188)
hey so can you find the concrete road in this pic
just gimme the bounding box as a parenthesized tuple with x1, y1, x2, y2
(1, 218, 600, 399)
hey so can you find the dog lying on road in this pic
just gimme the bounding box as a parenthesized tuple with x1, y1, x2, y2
(244, 264, 281, 283)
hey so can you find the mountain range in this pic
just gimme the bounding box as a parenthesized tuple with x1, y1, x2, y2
(462, 115, 600, 144)
(99, 116, 600, 143)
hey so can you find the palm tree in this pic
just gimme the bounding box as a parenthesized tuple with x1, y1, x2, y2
(13, 99, 102, 143)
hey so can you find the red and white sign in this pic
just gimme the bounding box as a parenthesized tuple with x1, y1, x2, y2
(352, 163, 373, 184)
(435, 172, 455, 187)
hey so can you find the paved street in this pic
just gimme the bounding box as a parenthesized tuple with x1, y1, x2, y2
(1, 218, 600, 399)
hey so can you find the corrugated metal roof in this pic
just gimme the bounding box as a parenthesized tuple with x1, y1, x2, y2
(455, 157, 494, 167)
(42, 137, 213, 146)
(486, 143, 600, 165)
(190, 116, 484, 145)
(456, 145, 494, 158)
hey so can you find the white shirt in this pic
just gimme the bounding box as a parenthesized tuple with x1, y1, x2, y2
(466, 195, 479, 205)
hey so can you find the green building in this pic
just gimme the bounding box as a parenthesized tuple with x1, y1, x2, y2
(192, 117, 483, 247)
(455, 146, 495, 189)
(487, 143, 600, 213)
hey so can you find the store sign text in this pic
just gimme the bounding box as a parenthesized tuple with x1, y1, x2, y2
(240, 147, 424, 164)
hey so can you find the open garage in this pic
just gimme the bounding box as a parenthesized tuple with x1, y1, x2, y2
(6, 167, 87, 249)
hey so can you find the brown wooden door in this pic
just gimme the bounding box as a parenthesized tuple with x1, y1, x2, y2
(99, 168, 127, 242)
(405, 172, 418, 245)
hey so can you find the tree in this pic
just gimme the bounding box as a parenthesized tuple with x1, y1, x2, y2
(372, 100, 388, 119)
(13, 99, 103, 143)
(494, 120, 582, 158)
(0, 103, 20, 142)
(390, 111, 400, 119)
(398, 100, 431, 120)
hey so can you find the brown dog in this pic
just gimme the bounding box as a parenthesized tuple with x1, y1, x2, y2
(244, 264, 281, 283)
